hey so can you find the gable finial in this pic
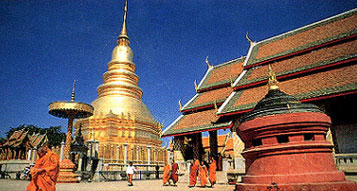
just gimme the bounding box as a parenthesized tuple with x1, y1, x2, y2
(246, 32, 254, 46)
(205, 56, 213, 69)
(194, 80, 198, 91)
(178, 100, 183, 111)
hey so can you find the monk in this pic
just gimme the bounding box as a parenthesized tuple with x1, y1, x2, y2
(199, 161, 208, 187)
(27, 143, 59, 191)
(162, 162, 171, 186)
(208, 157, 217, 187)
(189, 159, 200, 187)
(171, 159, 179, 186)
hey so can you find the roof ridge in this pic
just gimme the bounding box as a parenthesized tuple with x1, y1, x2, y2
(256, 8, 356, 46)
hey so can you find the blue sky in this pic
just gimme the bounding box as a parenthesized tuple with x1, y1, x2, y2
(0, 0, 356, 144)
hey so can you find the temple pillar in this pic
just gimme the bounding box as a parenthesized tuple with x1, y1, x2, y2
(192, 133, 203, 160)
(27, 149, 32, 161)
(209, 130, 218, 160)
(116, 145, 120, 162)
(147, 146, 151, 164)
(32, 148, 37, 163)
(124, 143, 128, 164)
(60, 141, 65, 161)
(78, 153, 83, 171)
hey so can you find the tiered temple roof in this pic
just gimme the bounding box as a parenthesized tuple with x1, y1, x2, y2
(218, 9, 357, 116)
(1, 129, 47, 149)
(163, 8, 357, 137)
(162, 57, 245, 137)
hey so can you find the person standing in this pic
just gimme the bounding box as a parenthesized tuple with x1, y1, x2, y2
(126, 162, 136, 186)
(189, 159, 200, 187)
(199, 161, 208, 187)
(208, 157, 217, 188)
(155, 163, 160, 179)
(171, 160, 179, 186)
(162, 162, 171, 186)
(26, 143, 59, 191)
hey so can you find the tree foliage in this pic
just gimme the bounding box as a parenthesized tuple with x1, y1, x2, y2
(5, 124, 66, 147)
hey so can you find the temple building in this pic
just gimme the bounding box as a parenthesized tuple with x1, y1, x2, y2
(75, 1, 166, 167)
(0, 129, 50, 178)
(163, 8, 357, 184)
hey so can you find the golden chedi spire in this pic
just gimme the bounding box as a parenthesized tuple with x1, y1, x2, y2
(119, 0, 128, 40)
(91, 0, 155, 124)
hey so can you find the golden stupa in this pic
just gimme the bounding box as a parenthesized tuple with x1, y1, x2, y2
(75, 0, 166, 165)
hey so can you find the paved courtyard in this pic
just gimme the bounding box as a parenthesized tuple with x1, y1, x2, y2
(0, 179, 235, 191)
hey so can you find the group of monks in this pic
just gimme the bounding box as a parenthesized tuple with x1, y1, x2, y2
(25, 143, 217, 190)
(189, 157, 217, 188)
(162, 159, 179, 186)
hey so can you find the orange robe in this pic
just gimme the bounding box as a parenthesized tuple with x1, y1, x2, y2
(189, 160, 199, 186)
(162, 164, 171, 184)
(171, 162, 179, 183)
(209, 160, 217, 185)
(199, 165, 208, 187)
(27, 151, 59, 191)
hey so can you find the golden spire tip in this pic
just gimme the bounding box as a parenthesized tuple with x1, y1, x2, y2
(119, 0, 128, 40)
(71, 80, 76, 101)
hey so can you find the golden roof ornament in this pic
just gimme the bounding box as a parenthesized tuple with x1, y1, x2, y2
(179, 100, 182, 111)
(205, 56, 213, 69)
(194, 80, 198, 91)
(268, 64, 279, 90)
(246, 32, 255, 46)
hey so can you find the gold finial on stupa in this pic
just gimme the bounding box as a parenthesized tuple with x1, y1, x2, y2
(205, 56, 213, 69)
(119, 0, 129, 40)
(71, 80, 76, 101)
(246, 32, 254, 46)
(268, 64, 279, 90)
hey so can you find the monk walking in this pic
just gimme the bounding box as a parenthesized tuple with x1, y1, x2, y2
(27, 143, 59, 191)
(162, 162, 171, 186)
(199, 161, 208, 187)
(208, 157, 217, 187)
(171, 159, 179, 186)
(189, 159, 200, 187)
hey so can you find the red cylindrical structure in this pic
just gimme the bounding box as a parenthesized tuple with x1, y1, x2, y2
(235, 88, 357, 191)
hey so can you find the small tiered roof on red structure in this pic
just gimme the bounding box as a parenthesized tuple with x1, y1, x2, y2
(218, 9, 357, 116)
(162, 57, 245, 137)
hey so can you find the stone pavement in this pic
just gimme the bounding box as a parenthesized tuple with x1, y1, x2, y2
(0, 179, 235, 191)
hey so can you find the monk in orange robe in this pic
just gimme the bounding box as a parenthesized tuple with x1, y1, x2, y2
(209, 157, 217, 187)
(171, 160, 179, 186)
(189, 159, 200, 187)
(27, 144, 59, 191)
(162, 162, 171, 186)
(199, 161, 208, 187)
